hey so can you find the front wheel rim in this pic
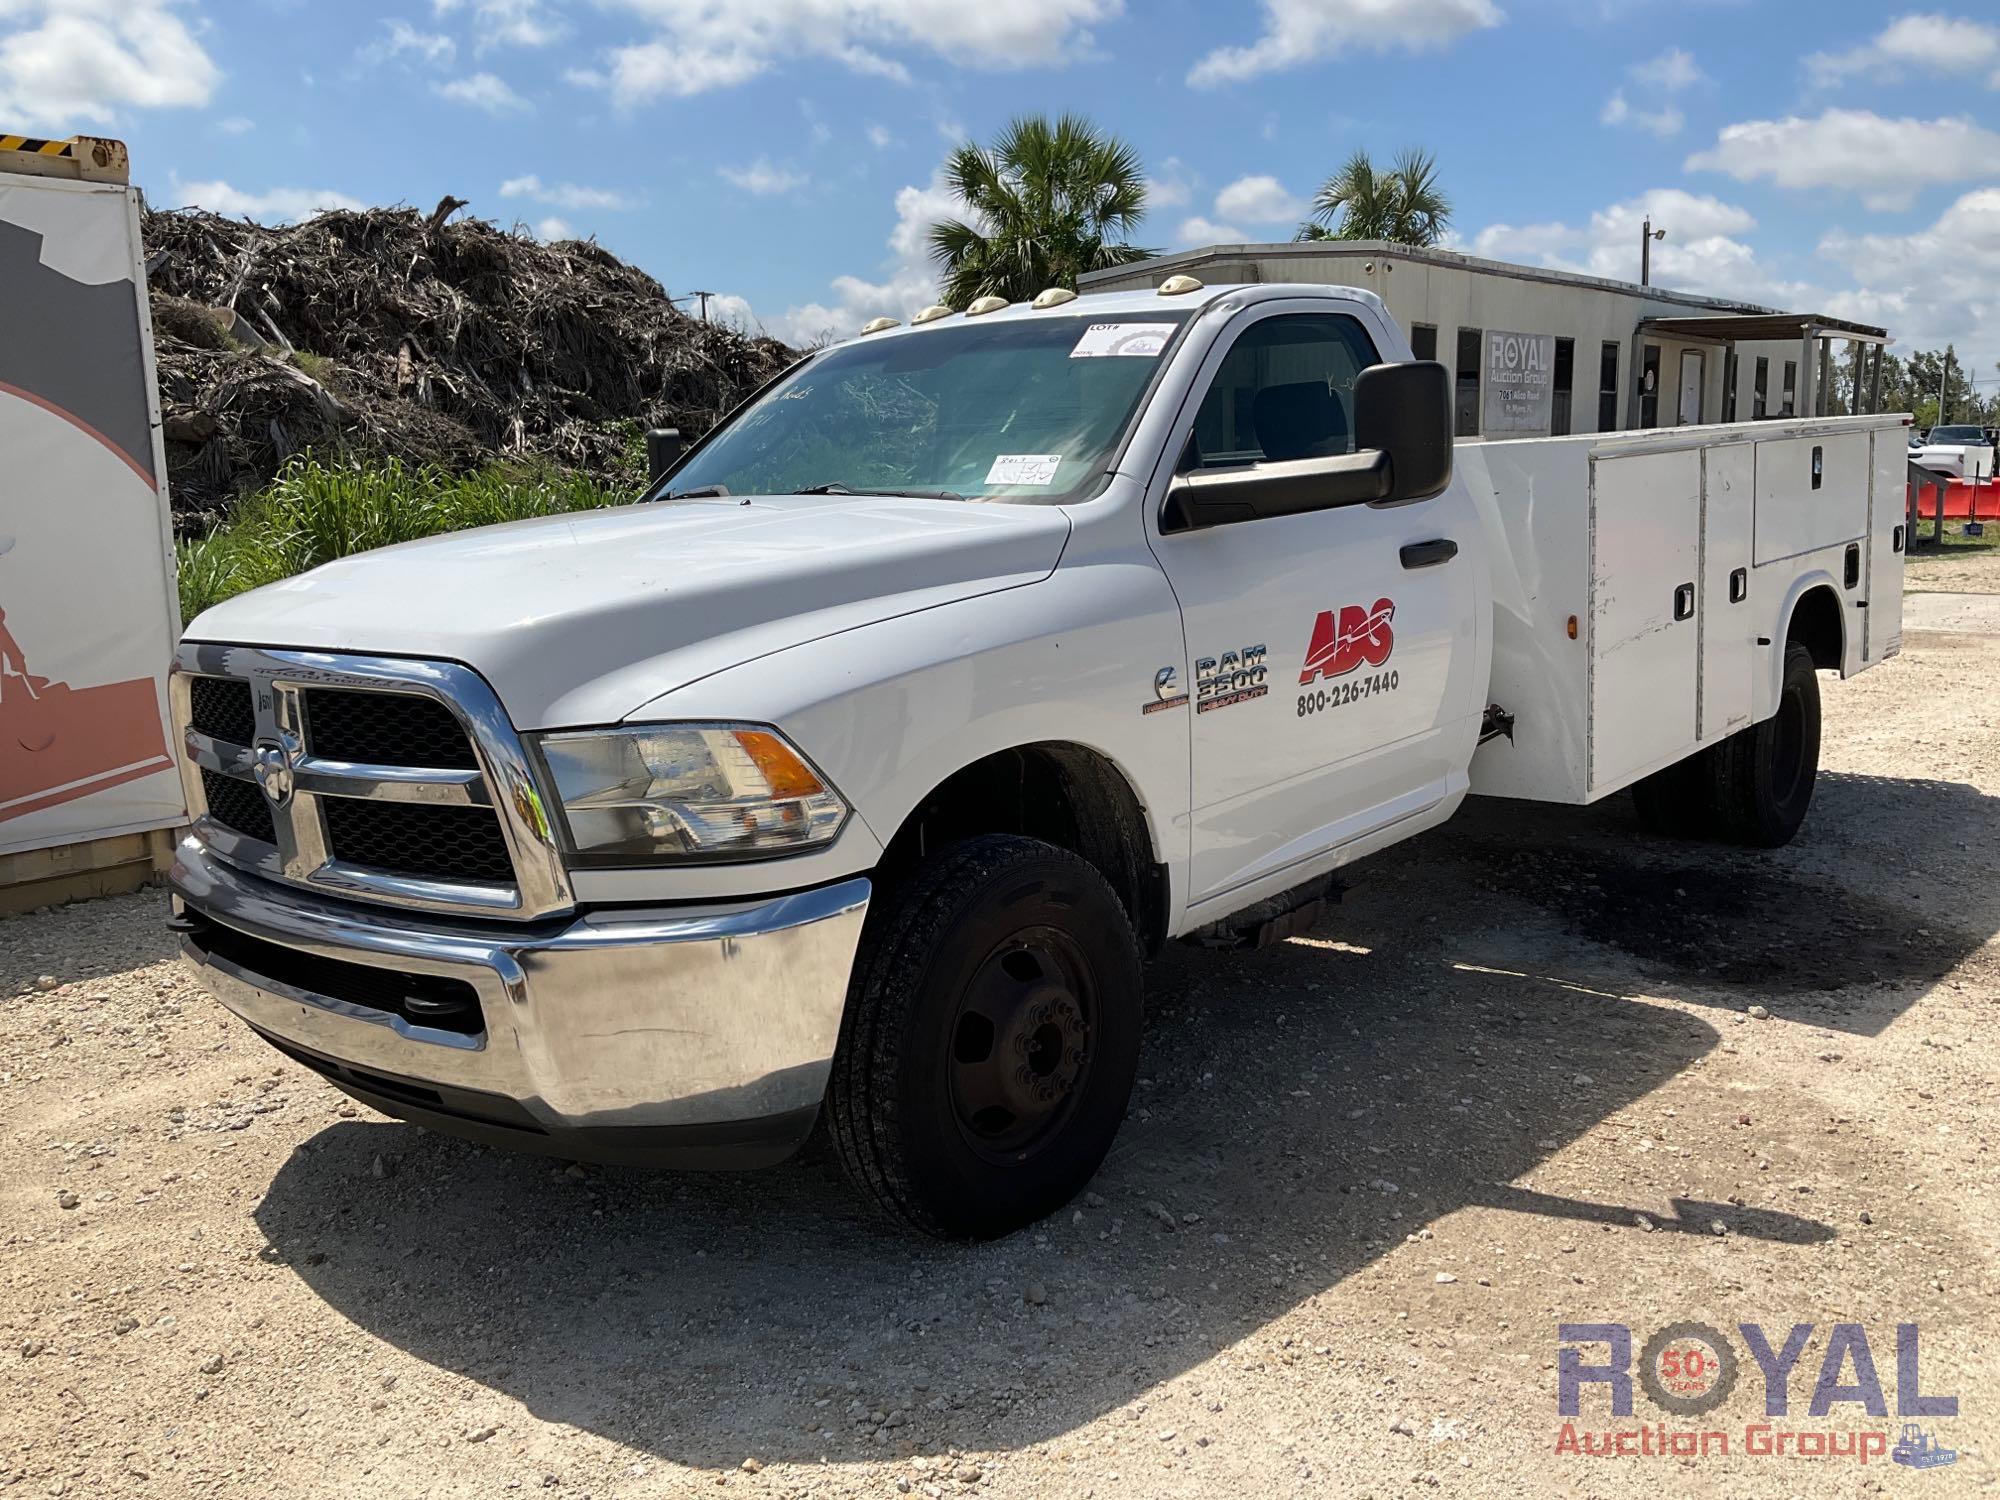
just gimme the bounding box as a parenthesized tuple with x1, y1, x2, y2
(946, 926, 1097, 1165)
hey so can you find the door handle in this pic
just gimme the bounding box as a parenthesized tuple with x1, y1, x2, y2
(1673, 582, 1696, 620)
(1729, 567, 1748, 603)
(1399, 538, 1458, 570)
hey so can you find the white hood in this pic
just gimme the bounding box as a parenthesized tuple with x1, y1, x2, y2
(187, 494, 1071, 728)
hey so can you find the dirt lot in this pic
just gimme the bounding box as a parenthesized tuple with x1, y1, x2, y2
(6, 571, 1998, 1498)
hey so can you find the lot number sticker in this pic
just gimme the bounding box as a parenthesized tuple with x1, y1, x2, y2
(1070, 323, 1176, 359)
(985, 453, 1064, 486)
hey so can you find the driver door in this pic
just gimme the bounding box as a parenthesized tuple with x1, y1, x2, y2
(1147, 303, 1483, 910)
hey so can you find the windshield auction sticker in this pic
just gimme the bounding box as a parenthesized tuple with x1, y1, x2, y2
(1069, 323, 1177, 358)
(985, 453, 1064, 486)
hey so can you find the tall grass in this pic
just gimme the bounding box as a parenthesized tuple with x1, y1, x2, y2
(177, 457, 638, 622)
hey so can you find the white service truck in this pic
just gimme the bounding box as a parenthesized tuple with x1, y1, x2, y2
(169, 278, 1907, 1237)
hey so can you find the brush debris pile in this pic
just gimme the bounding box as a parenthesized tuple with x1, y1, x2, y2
(143, 202, 793, 528)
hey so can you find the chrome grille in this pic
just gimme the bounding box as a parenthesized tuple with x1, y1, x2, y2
(200, 766, 276, 845)
(303, 689, 480, 770)
(188, 676, 256, 744)
(323, 798, 514, 884)
(170, 645, 573, 921)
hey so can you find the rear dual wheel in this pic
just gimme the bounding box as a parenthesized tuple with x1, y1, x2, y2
(1632, 641, 1821, 849)
(828, 834, 1143, 1239)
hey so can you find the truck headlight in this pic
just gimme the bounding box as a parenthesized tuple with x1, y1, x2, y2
(536, 724, 849, 865)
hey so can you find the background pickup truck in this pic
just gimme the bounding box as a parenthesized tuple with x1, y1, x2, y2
(1911, 423, 1995, 481)
(169, 279, 1907, 1238)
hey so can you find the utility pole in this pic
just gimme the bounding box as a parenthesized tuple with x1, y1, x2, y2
(693, 291, 713, 322)
(1640, 216, 1666, 287)
(1938, 347, 1951, 427)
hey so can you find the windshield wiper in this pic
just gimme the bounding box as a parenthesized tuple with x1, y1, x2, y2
(664, 483, 730, 500)
(793, 482, 969, 501)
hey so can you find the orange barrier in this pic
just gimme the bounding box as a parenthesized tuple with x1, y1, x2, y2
(1907, 475, 2000, 520)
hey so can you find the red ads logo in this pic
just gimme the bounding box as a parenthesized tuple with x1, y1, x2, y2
(1301, 599, 1395, 684)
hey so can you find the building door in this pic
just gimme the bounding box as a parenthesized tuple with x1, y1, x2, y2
(1677, 350, 1704, 426)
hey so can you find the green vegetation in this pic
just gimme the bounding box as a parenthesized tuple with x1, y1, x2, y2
(177, 456, 636, 623)
(1296, 148, 1451, 247)
(1913, 516, 2000, 553)
(929, 114, 1153, 305)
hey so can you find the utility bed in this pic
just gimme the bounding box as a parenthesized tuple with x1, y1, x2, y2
(1462, 413, 1907, 804)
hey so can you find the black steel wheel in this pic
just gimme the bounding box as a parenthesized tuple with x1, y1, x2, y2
(828, 835, 1143, 1239)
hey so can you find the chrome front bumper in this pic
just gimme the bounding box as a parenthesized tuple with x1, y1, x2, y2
(170, 836, 870, 1167)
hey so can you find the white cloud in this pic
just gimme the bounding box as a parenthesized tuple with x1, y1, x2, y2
(866, 124, 893, 149)
(1146, 157, 1195, 211)
(703, 292, 759, 332)
(1214, 174, 1306, 226)
(1602, 47, 1699, 138)
(1631, 46, 1702, 92)
(1188, 0, 1501, 86)
(213, 114, 254, 135)
(583, 0, 1120, 105)
(1820, 188, 2000, 361)
(1472, 189, 1795, 306)
(1602, 91, 1684, 139)
(0, 0, 220, 133)
(499, 173, 635, 209)
(534, 215, 571, 240)
(1806, 13, 2000, 88)
(718, 157, 808, 196)
(1685, 109, 2000, 211)
(364, 19, 456, 65)
(1177, 215, 1248, 246)
(435, 71, 530, 112)
(770, 171, 976, 344)
(166, 177, 367, 223)
(432, 0, 562, 51)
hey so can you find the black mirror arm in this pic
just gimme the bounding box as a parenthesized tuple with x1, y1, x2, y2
(1162, 450, 1391, 533)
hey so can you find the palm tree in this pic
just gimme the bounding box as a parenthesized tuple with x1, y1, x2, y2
(928, 114, 1153, 306)
(1297, 148, 1450, 247)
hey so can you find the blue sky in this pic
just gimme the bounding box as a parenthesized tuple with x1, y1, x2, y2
(4, 1, 1999, 369)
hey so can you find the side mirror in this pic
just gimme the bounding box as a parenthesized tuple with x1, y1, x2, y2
(645, 427, 684, 483)
(1353, 360, 1453, 502)
(1159, 360, 1454, 534)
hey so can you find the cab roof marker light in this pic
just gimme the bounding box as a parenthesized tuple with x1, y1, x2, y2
(858, 316, 900, 334)
(911, 303, 955, 324)
(1031, 287, 1077, 309)
(1157, 274, 1204, 296)
(964, 295, 1009, 316)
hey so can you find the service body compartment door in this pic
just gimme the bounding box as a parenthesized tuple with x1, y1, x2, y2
(1699, 443, 1756, 740)
(1588, 449, 1701, 794)
(1866, 429, 1905, 661)
(1753, 432, 1869, 565)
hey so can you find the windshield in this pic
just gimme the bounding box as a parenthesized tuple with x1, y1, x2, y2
(663, 312, 1193, 503)
(1932, 426, 1985, 442)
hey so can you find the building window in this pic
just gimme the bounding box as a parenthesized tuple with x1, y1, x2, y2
(1639, 344, 1662, 429)
(1782, 360, 1798, 417)
(1410, 323, 1438, 362)
(1597, 342, 1621, 431)
(1754, 356, 1769, 419)
(1454, 327, 1481, 437)
(1722, 349, 1738, 423)
(1552, 337, 1575, 437)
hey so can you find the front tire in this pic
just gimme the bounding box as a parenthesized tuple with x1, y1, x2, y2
(828, 835, 1143, 1239)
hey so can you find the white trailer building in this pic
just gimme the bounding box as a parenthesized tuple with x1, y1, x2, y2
(1079, 241, 1892, 440)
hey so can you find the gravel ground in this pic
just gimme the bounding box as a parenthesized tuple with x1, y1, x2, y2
(6, 579, 1999, 1498)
